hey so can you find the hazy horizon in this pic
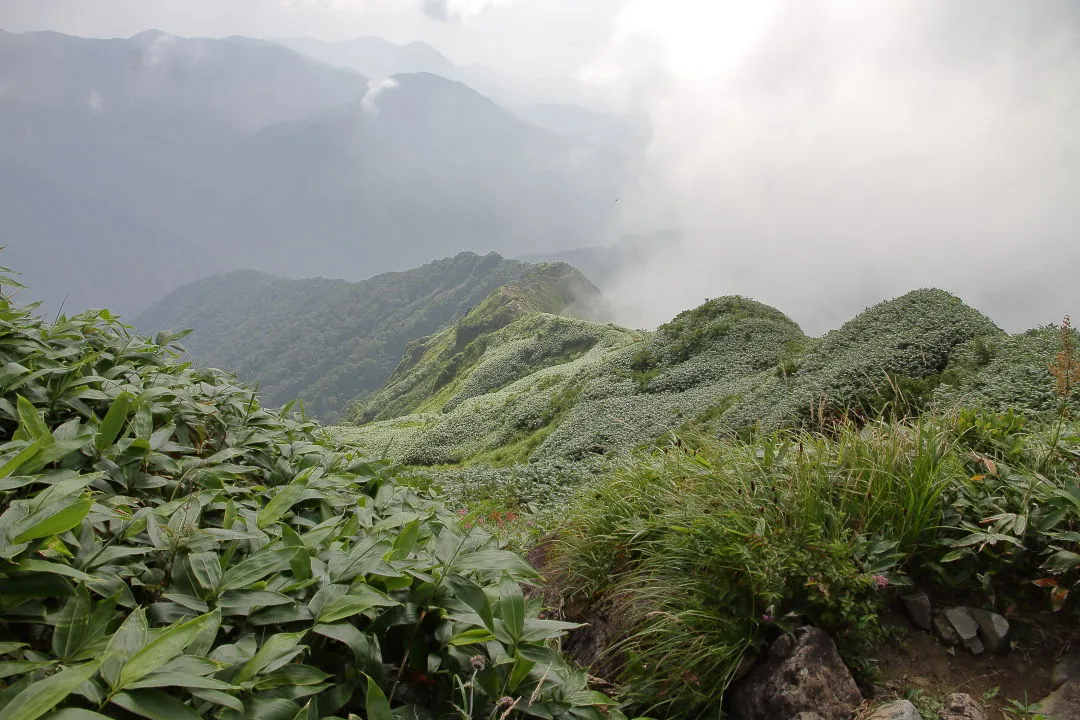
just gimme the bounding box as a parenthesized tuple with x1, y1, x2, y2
(1, 0, 1077, 335)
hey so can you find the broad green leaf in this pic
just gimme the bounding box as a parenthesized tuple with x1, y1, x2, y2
(186, 552, 221, 594)
(0, 438, 48, 479)
(218, 590, 294, 615)
(51, 586, 91, 659)
(0, 662, 53, 680)
(452, 549, 539, 579)
(312, 624, 380, 669)
(499, 574, 525, 643)
(1045, 549, 1080, 573)
(0, 660, 99, 720)
(13, 500, 93, 544)
(115, 611, 218, 689)
(43, 710, 113, 720)
(16, 396, 51, 443)
(443, 574, 494, 630)
(448, 628, 496, 646)
(19, 560, 93, 583)
(257, 477, 309, 529)
(110, 690, 201, 720)
(316, 586, 397, 624)
(125, 672, 236, 691)
(187, 689, 243, 713)
(94, 393, 132, 453)
(220, 548, 298, 591)
(363, 675, 393, 720)
(233, 631, 307, 684)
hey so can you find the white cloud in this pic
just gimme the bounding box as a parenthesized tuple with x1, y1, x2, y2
(87, 90, 105, 114)
(361, 77, 398, 114)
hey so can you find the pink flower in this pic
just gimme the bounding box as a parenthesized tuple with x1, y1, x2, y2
(872, 574, 890, 589)
(761, 613, 774, 623)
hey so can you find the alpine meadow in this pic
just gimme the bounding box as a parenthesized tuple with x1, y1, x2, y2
(2, 2, 1079, 720)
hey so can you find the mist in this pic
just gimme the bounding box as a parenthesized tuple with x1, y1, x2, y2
(594, 0, 1080, 334)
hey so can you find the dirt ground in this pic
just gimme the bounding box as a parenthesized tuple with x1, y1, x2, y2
(867, 609, 1074, 719)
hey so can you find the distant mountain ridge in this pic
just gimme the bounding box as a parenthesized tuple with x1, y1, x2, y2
(1, 30, 631, 316)
(134, 252, 546, 422)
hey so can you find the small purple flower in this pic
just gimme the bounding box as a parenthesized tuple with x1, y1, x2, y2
(761, 613, 774, 623)
(498, 697, 516, 707)
(872, 574, 890, 589)
(470, 655, 486, 670)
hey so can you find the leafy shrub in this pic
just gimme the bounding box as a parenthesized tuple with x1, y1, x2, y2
(0, 267, 609, 720)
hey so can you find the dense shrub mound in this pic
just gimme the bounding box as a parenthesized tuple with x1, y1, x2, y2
(0, 268, 609, 720)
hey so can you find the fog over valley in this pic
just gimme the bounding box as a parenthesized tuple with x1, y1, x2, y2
(1, 0, 1076, 334)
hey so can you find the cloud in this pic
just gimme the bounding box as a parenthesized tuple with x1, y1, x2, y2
(420, 0, 504, 23)
(593, 0, 1080, 333)
(361, 77, 398, 114)
(87, 90, 105, 114)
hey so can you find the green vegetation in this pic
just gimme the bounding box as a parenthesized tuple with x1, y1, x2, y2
(543, 406, 1079, 716)
(341, 289, 1034, 465)
(135, 253, 536, 423)
(0, 264, 614, 720)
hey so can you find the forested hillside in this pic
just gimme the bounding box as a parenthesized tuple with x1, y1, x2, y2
(135, 253, 602, 423)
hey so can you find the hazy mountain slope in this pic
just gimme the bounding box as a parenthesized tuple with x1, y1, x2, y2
(2, 31, 630, 315)
(221, 72, 627, 277)
(134, 252, 533, 422)
(0, 30, 369, 313)
(511, 103, 649, 147)
(272, 36, 458, 80)
(338, 290, 1008, 465)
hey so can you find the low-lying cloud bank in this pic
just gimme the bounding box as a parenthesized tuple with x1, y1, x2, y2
(593, 0, 1080, 334)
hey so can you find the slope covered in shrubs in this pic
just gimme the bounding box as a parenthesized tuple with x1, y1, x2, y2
(0, 265, 611, 720)
(341, 289, 1023, 465)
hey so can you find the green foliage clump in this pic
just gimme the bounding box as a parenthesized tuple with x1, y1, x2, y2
(545, 406, 1080, 717)
(0, 267, 611, 720)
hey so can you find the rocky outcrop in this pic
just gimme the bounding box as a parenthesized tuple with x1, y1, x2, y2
(727, 626, 862, 720)
(902, 591, 933, 632)
(1038, 680, 1080, 720)
(931, 606, 1010, 656)
(1052, 649, 1080, 689)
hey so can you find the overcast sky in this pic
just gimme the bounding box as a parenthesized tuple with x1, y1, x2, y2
(0, 0, 622, 77)
(2, 0, 1078, 333)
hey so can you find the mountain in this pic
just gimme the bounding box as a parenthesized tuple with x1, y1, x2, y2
(2, 30, 629, 315)
(133, 252, 538, 423)
(0, 30, 368, 314)
(218, 72, 627, 277)
(271, 36, 615, 113)
(336, 289, 1042, 465)
(517, 230, 681, 292)
(511, 104, 650, 148)
(272, 36, 458, 81)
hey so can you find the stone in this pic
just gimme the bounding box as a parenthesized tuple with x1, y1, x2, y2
(939, 693, 987, 720)
(865, 699, 921, 720)
(933, 612, 961, 646)
(943, 607, 984, 655)
(791, 714, 824, 720)
(903, 591, 933, 632)
(727, 626, 863, 720)
(1038, 679, 1080, 720)
(1052, 650, 1080, 689)
(968, 609, 1010, 654)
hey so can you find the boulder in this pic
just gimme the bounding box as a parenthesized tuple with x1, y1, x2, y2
(933, 613, 961, 646)
(939, 693, 987, 720)
(727, 626, 862, 720)
(1038, 679, 1080, 720)
(968, 609, 1010, 654)
(903, 591, 933, 632)
(1052, 650, 1080, 689)
(942, 607, 984, 655)
(866, 699, 920, 720)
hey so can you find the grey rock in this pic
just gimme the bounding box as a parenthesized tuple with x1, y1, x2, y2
(933, 612, 961, 646)
(727, 626, 863, 720)
(865, 699, 921, 720)
(791, 714, 824, 720)
(943, 607, 984, 655)
(903, 591, 933, 632)
(1039, 679, 1080, 720)
(939, 693, 987, 720)
(1052, 650, 1080, 689)
(969, 609, 1010, 654)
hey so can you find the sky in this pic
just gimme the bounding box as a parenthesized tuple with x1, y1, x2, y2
(2, 0, 1078, 333)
